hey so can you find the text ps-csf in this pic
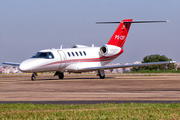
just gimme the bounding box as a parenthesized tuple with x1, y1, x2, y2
(3, 19, 174, 80)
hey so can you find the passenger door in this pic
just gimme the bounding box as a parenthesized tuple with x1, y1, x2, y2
(58, 50, 67, 69)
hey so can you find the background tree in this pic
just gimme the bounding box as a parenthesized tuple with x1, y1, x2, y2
(131, 54, 175, 72)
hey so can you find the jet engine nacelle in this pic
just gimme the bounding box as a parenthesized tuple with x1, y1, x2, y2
(100, 44, 121, 56)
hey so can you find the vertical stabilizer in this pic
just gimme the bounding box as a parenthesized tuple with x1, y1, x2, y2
(107, 19, 133, 47)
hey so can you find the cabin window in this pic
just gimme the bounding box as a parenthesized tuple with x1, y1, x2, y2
(83, 51, 86, 56)
(75, 52, 79, 56)
(67, 52, 71, 57)
(71, 52, 75, 56)
(79, 51, 82, 56)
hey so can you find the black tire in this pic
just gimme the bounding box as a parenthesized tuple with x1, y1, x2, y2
(99, 75, 105, 79)
(31, 76, 36, 81)
(58, 73, 64, 79)
(98, 70, 105, 79)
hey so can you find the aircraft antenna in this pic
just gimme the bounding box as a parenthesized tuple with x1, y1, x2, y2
(60, 45, 63, 49)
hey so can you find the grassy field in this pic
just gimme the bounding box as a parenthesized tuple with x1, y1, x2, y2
(0, 103, 180, 119)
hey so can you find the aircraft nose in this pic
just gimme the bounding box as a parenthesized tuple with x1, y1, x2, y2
(19, 63, 28, 72)
(19, 59, 37, 72)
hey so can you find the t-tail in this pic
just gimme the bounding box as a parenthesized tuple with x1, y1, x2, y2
(97, 19, 168, 48)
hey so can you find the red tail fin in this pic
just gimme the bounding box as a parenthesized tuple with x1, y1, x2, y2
(107, 19, 133, 47)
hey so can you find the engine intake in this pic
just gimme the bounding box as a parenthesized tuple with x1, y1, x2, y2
(100, 46, 108, 54)
(100, 45, 122, 56)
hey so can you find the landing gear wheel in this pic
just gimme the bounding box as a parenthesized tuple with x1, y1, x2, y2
(31, 74, 36, 81)
(58, 73, 64, 79)
(98, 70, 105, 79)
(31, 73, 37, 81)
(31, 75, 36, 81)
(99, 75, 105, 79)
(54, 71, 64, 79)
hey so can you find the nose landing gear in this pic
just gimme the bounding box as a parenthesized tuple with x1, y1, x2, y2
(54, 71, 64, 79)
(31, 72, 38, 81)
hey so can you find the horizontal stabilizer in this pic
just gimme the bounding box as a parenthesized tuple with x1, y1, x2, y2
(96, 20, 168, 24)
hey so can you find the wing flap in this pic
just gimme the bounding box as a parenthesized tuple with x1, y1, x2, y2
(79, 61, 175, 72)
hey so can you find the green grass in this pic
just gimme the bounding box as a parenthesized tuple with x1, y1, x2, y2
(0, 103, 180, 119)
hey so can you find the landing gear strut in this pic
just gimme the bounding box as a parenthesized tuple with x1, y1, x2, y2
(31, 72, 37, 81)
(98, 70, 105, 79)
(54, 71, 64, 79)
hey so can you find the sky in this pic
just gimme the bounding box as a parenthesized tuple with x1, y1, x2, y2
(0, 0, 180, 66)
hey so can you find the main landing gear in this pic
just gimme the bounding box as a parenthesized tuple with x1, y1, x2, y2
(31, 72, 38, 81)
(98, 70, 105, 79)
(54, 71, 64, 79)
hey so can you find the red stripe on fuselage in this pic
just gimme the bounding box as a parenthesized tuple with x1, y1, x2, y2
(38, 51, 123, 68)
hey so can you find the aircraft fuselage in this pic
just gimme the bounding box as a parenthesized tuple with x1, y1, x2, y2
(19, 44, 123, 73)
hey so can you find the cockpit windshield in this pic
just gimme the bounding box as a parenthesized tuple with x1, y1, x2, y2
(31, 52, 54, 59)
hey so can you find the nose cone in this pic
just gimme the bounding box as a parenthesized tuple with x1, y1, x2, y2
(19, 59, 37, 72)
(19, 62, 29, 72)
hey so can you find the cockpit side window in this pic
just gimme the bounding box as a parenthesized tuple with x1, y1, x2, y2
(31, 52, 54, 59)
(48, 52, 54, 59)
(38, 53, 48, 58)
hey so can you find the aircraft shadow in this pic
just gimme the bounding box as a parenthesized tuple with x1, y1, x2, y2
(35, 77, 114, 81)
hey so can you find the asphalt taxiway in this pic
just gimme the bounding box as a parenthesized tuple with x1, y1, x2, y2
(0, 73, 180, 104)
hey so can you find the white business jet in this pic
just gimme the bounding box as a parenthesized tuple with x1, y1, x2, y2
(3, 19, 173, 80)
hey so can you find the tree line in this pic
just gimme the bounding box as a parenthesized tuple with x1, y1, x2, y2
(131, 54, 176, 72)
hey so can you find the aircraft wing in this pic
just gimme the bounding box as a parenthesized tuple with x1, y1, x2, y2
(79, 61, 175, 72)
(2, 62, 20, 66)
